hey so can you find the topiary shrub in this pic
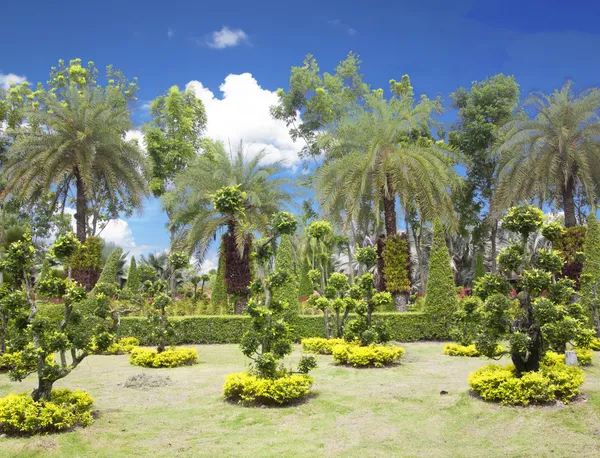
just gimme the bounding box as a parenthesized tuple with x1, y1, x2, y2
(468, 357, 584, 405)
(381, 233, 411, 311)
(581, 213, 600, 337)
(332, 343, 404, 368)
(424, 220, 458, 336)
(223, 372, 313, 405)
(301, 337, 347, 354)
(96, 247, 123, 287)
(129, 347, 198, 368)
(125, 256, 141, 293)
(272, 234, 299, 317)
(443, 343, 504, 357)
(0, 389, 94, 436)
(70, 236, 103, 290)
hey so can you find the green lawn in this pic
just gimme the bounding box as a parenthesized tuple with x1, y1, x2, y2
(1, 342, 600, 457)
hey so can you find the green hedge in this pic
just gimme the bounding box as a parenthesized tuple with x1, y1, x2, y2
(120, 312, 444, 345)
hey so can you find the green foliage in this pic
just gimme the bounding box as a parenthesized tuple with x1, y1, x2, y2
(98, 337, 139, 355)
(575, 348, 593, 366)
(271, 211, 298, 235)
(424, 220, 458, 333)
(51, 232, 80, 259)
(581, 213, 600, 333)
(533, 249, 564, 274)
(210, 251, 228, 313)
(474, 252, 485, 280)
(501, 205, 544, 238)
(168, 251, 189, 270)
(306, 221, 332, 240)
(298, 262, 314, 298)
(97, 248, 123, 286)
(120, 312, 441, 345)
(555, 226, 587, 286)
(355, 246, 377, 269)
(129, 347, 198, 368)
(497, 243, 524, 273)
(0, 389, 94, 436)
(301, 338, 347, 354)
(468, 359, 584, 405)
(473, 273, 511, 301)
(450, 296, 483, 346)
(542, 223, 566, 244)
(272, 235, 299, 317)
(71, 236, 103, 289)
(381, 234, 411, 294)
(125, 256, 141, 293)
(223, 372, 313, 405)
(212, 185, 247, 214)
(332, 343, 405, 367)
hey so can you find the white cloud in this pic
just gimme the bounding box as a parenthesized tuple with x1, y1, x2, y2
(0, 73, 27, 90)
(125, 129, 146, 153)
(206, 26, 248, 49)
(185, 73, 300, 167)
(167, 28, 175, 39)
(328, 19, 357, 36)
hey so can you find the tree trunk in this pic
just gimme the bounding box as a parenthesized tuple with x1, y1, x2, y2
(394, 293, 409, 312)
(74, 169, 87, 243)
(32, 377, 53, 402)
(169, 222, 177, 300)
(382, 175, 397, 237)
(563, 176, 577, 228)
(234, 295, 248, 315)
(592, 303, 600, 338)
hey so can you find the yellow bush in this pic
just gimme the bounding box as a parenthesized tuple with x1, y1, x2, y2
(468, 358, 584, 405)
(332, 343, 404, 367)
(587, 338, 600, 351)
(301, 338, 347, 354)
(105, 337, 140, 355)
(0, 389, 94, 435)
(543, 350, 592, 367)
(443, 343, 505, 357)
(129, 347, 198, 368)
(0, 352, 22, 371)
(223, 372, 313, 405)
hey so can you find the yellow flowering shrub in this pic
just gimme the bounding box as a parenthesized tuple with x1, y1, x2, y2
(443, 343, 505, 357)
(0, 389, 94, 435)
(332, 343, 404, 367)
(223, 372, 313, 405)
(105, 337, 140, 355)
(587, 338, 600, 351)
(468, 358, 584, 405)
(129, 347, 198, 368)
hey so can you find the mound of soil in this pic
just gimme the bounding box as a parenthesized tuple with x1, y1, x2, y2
(123, 373, 173, 389)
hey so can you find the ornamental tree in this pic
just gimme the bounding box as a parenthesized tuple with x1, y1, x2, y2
(473, 204, 594, 375)
(2, 231, 111, 401)
(581, 213, 600, 336)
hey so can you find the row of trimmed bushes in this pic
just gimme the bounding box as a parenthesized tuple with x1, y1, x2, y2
(120, 312, 446, 345)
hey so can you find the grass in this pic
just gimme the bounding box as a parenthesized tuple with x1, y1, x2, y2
(1, 342, 600, 457)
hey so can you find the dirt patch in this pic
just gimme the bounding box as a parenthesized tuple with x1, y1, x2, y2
(122, 373, 173, 389)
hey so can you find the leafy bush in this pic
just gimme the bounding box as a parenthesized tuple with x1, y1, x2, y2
(381, 234, 411, 294)
(129, 347, 198, 368)
(332, 343, 404, 367)
(468, 359, 584, 405)
(588, 338, 600, 351)
(223, 372, 313, 405)
(575, 348, 593, 366)
(443, 343, 505, 357)
(301, 337, 347, 354)
(0, 389, 94, 435)
(102, 337, 140, 355)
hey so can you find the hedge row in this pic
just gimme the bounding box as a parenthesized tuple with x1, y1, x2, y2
(120, 312, 445, 345)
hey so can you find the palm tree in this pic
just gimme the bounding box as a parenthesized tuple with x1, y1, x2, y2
(3, 85, 147, 241)
(170, 141, 293, 313)
(495, 81, 600, 227)
(140, 252, 170, 281)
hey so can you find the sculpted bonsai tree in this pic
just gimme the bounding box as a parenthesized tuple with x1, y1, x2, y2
(474, 205, 594, 375)
(2, 231, 111, 400)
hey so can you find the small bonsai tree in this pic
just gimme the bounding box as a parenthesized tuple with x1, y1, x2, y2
(449, 296, 483, 346)
(3, 231, 111, 401)
(474, 205, 594, 375)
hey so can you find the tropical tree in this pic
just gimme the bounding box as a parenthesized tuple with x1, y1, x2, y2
(170, 141, 293, 313)
(3, 85, 147, 242)
(495, 81, 600, 227)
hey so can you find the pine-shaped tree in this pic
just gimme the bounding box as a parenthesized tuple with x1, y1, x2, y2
(210, 250, 227, 314)
(125, 256, 141, 293)
(97, 248, 123, 286)
(298, 260, 313, 299)
(272, 234, 299, 316)
(581, 213, 600, 336)
(424, 220, 458, 337)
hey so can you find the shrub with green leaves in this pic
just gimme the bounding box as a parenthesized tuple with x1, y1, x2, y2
(443, 343, 504, 357)
(129, 346, 198, 368)
(332, 343, 404, 367)
(71, 236, 103, 290)
(473, 205, 594, 376)
(381, 233, 411, 296)
(301, 337, 347, 354)
(449, 297, 483, 346)
(424, 220, 458, 336)
(223, 372, 313, 405)
(468, 358, 584, 405)
(355, 246, 377, 270)
(125, 256, 141, 293)
(272, 234, 299, 317)
(581, 213, 600, 337)
(0, 389, 94, 436)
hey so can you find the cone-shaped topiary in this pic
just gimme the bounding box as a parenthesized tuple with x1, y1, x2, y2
(298, 261, 313, 299)
(97, 248, 123, 286)
(125, 256, 141, 293)
(210, 249, 227, 314)
(272, 235, 299, 316)
(581, 213, 600, 336)
(424, 220, 458, 337)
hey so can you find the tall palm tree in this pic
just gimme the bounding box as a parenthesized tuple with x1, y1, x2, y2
(170, 141, 293, 313)
(3, 85, 148, 241)
(495, 81, 600, 227)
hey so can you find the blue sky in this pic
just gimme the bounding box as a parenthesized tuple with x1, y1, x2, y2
(2, 0, 600, 270)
